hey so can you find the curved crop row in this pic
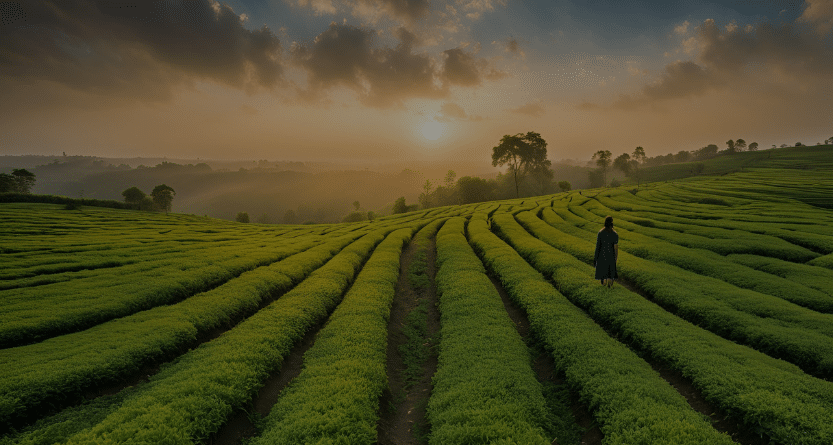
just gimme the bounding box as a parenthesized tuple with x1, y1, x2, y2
(570, 195, 818, 262)
(0, 231, 363, 429)
(0, 237, 326, 348)
(532, 208, 833, 376)
(251, 228, 412, 444)
(493, 212, 833, 444)
(467, 215, 734, 445)
(59, 227, 397, 445)
(543, 205, 833, 313)
(428, 217, 553, 444)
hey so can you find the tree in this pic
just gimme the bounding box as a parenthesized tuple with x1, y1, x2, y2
(592, 150, 612, 186)
(236, 212, 250, 223)
(419, 180, 434, 209)
(558, 181, 571, 192)
(352, 201, 360, 211)
(631, 147, 646, 188)
(393, 197, 408, 214)
(0, 174, 16, 193)
(726, 139, 736, 153)
(613, 153, 632, 176)
(151, 184, 176, 214)
(491, 131, 550, 198)
(1, 169, 37, 194)
(748, 142, 759, 151)
(457, 176, 496, 204)
(444, 170, 456, 189)
(735, 139, 747, 151)
(122, 187, 146, 205)
(795, 142, 803, 147)
(675, 150, 690, 163)
(341, 211, 367, 223)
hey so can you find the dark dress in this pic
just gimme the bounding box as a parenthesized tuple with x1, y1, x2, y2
(594, 229, 618, 280)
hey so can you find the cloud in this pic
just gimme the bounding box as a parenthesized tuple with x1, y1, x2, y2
(440, 47, 507, 87)
(613, 13, 833, 108)
(509, 101, 545, 117)
(292, 24, 445, 106)
(0, 0, 284, 99)
(457, 0, 508, 21)
(798, 0, 833, 35)
(495, 36, 525, 59)
(291, 0, 430, 23)
(674, 20, 690, 35)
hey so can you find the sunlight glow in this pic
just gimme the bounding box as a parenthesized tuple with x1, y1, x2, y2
(420, 121, 444, 141)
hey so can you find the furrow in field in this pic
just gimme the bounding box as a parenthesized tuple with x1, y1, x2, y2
(55, 227, 395, 445)
(527, 208, 833, 377)
(0, 236, 327, 349)
(469, 214, 734, 445)
(377, 218, 445, 445)
(248, 228, 413, 444)
(546, 203, 833, 312)
(492, 211, 833, 445)
(426, 217, 554, 444)
(0, 230, 365, 431)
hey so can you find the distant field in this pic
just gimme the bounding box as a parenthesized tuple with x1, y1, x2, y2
(2, 158, 833, 444)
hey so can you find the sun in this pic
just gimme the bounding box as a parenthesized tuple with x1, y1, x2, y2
(419, 121, 444, 141)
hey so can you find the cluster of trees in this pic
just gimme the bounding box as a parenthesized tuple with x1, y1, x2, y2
(418, 132, 572, 208)
(121, 185, 176, 213)
(0, 169, 36, 193)
(588, 138, 770, 188)
(724, 139, 759, 153)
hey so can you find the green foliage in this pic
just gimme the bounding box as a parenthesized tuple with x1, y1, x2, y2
(121, 187, 146, 204)
(235, 212, 250, 223)
(428, 217, 552, 444)
(393, 196, 409, 214)
(469, 215, 732, 445)
(3, 164, 833, 444)
(499, 210, 833, 444)
(341, 210, 368, 223)
(150, 184, 175, 213)
(251, 229, 411, 444)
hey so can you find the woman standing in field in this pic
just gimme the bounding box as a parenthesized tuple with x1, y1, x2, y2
(595, 216, 618, 287)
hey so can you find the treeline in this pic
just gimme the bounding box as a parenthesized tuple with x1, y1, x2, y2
(588, 138, 770, 187)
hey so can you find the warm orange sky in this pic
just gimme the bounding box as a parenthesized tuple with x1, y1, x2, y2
(1, 0, 832, 172)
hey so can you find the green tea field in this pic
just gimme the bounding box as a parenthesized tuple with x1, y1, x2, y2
(2, 154, 833, 444)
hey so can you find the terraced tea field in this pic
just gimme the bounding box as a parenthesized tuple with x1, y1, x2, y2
(2, 165, 832, 444)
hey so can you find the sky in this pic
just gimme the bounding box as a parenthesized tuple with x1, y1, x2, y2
(1, 0, 832, 173)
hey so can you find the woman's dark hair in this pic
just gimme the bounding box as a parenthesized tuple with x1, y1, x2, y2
(603, 216, 614, 231)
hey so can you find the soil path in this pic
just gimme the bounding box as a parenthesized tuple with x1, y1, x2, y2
(377, 237, 440, 445)
(615, 277, 769, 445)
(206, 315, 323, 445)
(487, 274, 603, 445)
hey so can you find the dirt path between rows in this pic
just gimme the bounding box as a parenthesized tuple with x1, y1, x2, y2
(614, 277, 769, 445)
(377, 237, 440, 445)
(487, 274, 603, 445)
(207, 315, 324, 445)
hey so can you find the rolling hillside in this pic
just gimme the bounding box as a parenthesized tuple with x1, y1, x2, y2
(1, 159, 832, 445)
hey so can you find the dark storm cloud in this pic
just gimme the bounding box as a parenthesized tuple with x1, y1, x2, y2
(613, 14, 833, 108)
(292, 23, 504, 107)
(0, 0, 283, 98)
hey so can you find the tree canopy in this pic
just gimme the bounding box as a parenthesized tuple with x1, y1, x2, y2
(151, 184, 176, 214)
(0, 169, 37, 194)
(491, 131, 551, 198)
(122, 187, 146, 204)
